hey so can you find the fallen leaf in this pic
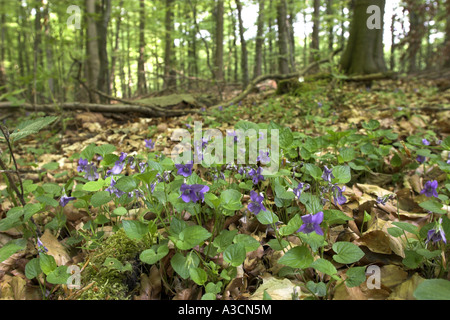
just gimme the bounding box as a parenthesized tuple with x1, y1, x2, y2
(249, 274, 301, 300)
(355, 230, 392, 255)
(40, 229, 71, 266)
(387, 273, 425, 300)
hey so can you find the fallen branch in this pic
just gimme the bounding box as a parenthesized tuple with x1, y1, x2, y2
(211, 49, 343, 109)
(0, 100, 200, 118)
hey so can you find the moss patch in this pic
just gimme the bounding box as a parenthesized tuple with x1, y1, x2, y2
(78, 229, 146, 300)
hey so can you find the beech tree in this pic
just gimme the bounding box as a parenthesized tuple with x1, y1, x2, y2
(340, 0, 387, 75)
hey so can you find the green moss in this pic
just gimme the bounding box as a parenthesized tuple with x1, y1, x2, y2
(78, 228, 146, 300)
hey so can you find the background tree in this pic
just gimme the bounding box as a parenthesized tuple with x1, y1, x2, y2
(214, 0, 224, 83)
(276, 0, 290, 74)
(340, 0, 388, 75)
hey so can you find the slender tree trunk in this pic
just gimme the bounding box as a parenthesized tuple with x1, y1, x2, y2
(163, 0, 176, 90)
(110, 0, 124, 96)
(444, 0, 450, 68)
(276, 0, 290, 74)
(188, 2, 198, 87)
(268, 0, 275, 74)
(327, 0, 334, 51)
(287, 0, 296, 71)
(311, 0, 320, 63)
(253, 0, 265, 79)
(0, 1, 7, 95)
(236, 0, 248, 88)
(137, 0, 147, 95)
(85, 0, 100, 103)
(340, 0, 387, 75)
(34, 0, 43, 104)
(407, 8, 420, 73)
(214, 0, 224, 82)
(390, 13, 396, 70)
(43, 3, 54, 98)
(96, 0, 111, 100)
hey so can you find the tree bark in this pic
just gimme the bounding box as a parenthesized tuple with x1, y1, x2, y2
(340, 0, 388, 75)
(214, 0, 224, 82)
(327, 0, 334, 51)
(311, 0, 320, 63)
(236, 0, 248, 87)
(444, 0, 450, 68)
(163, 0, 176, 90)
(137, 0, 147, 95)
(96, 0, 111, 100)
(276, 0, 290, 74)
(253, 0, 265, 79)
(110, 0, 124, 96)
(0, 0, 7, 95)
(43, 3, 54, 98)
(85, 0, 100, 103)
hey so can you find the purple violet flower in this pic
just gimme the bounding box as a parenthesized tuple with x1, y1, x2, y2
(416, 155, 426, 164)
(421, 180, 439, 198)
(248, 190, 267, 215)
(175, 161, 194, 177)
(60, 194, 76, 207)
(145, 139, 155, 150)
(37, 237, 48, 253)
(332, 185, 347, 206)
(106, 177, 125, 198)
(293, 183, 309, 199)
(77, 158, 88, 172)
(426, 218, 447, 245)
(257, 150, 271, 165)
(297, 211, 324, 236)
(322, 166, 335, 183)
(248, 167, 265, 185)
(422, 139, 430, 146)
(179, 184, 210, 203)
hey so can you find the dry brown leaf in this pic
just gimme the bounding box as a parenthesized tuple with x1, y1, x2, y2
(249, 274, 301, 300)
(40, 229, 71, 266)
(355, 230, 392, 255)
(381, 265, 409, 289)
(387, 273, 424, 300)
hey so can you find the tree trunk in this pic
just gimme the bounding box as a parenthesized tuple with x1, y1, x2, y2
(340, 0, 388, 75)
(188, 2, 198, 87)
(287, 0, 296, 71)
(236, 0, 248, 88)
(276, 0, 290, 74)
(137, 0, 147, 95)
(34, 0, 43, 104)
(253, 0, 265, 79)
(214, 0, 224, 82)
(0, 1, 7, 95)
(110, 0, 124, 96)
(43, 3, 54, 98)
(163, 0, 176, 90)
(97, 0, 111, 100)
(85, 0, 100, 103)
(310, 0, 320, 63)
(444, 0, 450, 68)
(267, 0, 275, 74)
(407, 3, 422, 73)
(327, 0, 334, 51)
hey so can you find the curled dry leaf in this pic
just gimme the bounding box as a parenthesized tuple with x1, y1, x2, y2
(355, 230, 392, 255)
(249, 274, 301, 300)
(381, 265, 409, 289)
(39, 229, 71, 266)
(387, 273, 425, 300)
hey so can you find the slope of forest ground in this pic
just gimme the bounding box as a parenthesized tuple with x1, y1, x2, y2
(0, 76, 450, 300)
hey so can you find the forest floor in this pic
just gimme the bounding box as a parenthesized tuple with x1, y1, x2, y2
(1, 76, 450, 300)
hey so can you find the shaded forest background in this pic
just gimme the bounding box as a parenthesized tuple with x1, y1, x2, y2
(0, 0, 449, 107)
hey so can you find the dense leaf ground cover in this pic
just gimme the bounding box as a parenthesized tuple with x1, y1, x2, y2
(0, 78, 449, 300)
